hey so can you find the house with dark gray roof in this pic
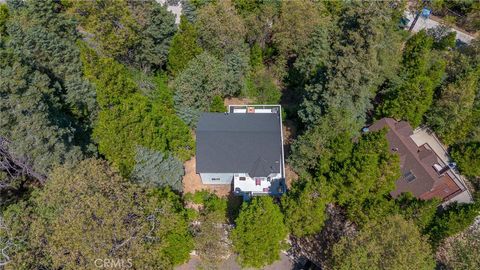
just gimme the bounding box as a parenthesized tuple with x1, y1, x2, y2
(196, 105, 286, 198)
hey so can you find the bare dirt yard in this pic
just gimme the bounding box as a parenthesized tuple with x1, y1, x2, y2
(223, 97, 253, 107)
(182, 157, 231, 197)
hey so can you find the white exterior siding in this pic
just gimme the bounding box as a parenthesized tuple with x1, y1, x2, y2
(199, 173, 233, 184)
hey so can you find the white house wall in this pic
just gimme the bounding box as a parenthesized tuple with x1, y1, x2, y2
(199, 173, 233, 184)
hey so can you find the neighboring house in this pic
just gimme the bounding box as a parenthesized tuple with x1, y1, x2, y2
(369, 118, 472, 204)
(196, 105, 286, 199)
(404, 10, 476, 44)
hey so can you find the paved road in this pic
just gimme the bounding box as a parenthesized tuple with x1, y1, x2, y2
(405, 11, 475, 44)
(175, 252, 294, 270)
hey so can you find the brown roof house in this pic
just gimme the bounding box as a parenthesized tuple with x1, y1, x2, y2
(369, 118, 472, 203)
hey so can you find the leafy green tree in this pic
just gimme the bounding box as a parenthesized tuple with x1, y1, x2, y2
(450, 142, 480, 177)
(0, 55, 87, 175)
(282, 176, 333, 237)
(237, 1, 278, 49)
(196, 0, 247, 58)
(167, 16, 203, 77)
(245, 68, 281, 104)
(0, 159, 193, 269)
(131, 1, 176, 72)
(67, 0, 139, 58)
(231, 196, 288, 268)
(273, 0, 325, 64)
(187, 191, 230, 269)
(80, 44, 137, 109)
(427, 26, 456, 50)
(81, 48, 194, 175)
(209, 95, 226, 112)
(426, 201, 480, 246)
(438, 226, 480, 270)
(299, 1, 403, 130)
(331, 215, 435, 270)
(131, 146, 184, 192)
(378, 31, 446, 127)
(94, 93, 194, 175)
(394, 193, 441, 231)
(426, 69, 479, 145)
(174, 52, 234, 125)
(0, 3, 8, 36)
(328, 129, 401, 224)
(292, 128, 400, 225)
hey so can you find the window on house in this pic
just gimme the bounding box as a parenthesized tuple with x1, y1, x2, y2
(404, 171, 416, 183)
(211, 178, 221, 181)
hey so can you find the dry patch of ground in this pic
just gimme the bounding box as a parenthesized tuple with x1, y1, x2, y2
(182, 157, 231, 197)
(224, 97, 253, 107)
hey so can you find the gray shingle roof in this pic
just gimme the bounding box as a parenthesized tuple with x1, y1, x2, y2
(196, 113, 282, 177)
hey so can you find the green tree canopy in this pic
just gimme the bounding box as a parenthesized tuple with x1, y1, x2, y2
(438, 226, 480, 270)
(331, 215, 435, 270)
(394, 192, 441, 231)
(273, 0, 325, 66)
(167, 16, 203, 77)
(173, 52, 234, 125)
(426, 201, 480, 246)
(130, 1, 176, 72)
(196, 0, 247, 58)
(67, 0, 139, 58)
(231, 196, 288, 268)
(377, 30, 446, 127)
(0, 159, 193, 269)
(425, 48, 480, 145)
(282, 176, 333, 237)
(187, 191, 231, 269)
(131, 146, 184, 192)
(81, 47, 194, 176)
(450, 142, 480, 178)
(299, 1, 403, 131)
(94, 93, 194, 175)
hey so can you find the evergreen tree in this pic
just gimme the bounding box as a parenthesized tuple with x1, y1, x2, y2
(0, 159, 193, 269)
(174, 52, 233, 125)
(131, 0, 177, 72)
(209, 95, 226, 112)
(426, 201, 480, 246)
(196, 0, 246, 58)
(299, 1, 403, 131)
(394, 193, 441, 231)
(231, 196, 288, 268)
(282, 176, 333, 237)
(94, 93, 194, 176)
(167, 16, 203, 77)
(81, 48, 194, 176)
(0, 3, 8, 36)
(426, 69, 479, 145)
(331, 215, 435, 270)
(450, 142, 480, 178)
(67, 0, 139, 58)
(131, 146, 184, 192)
(378, 31, 446, 127)
(0, 55, 87, 175)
